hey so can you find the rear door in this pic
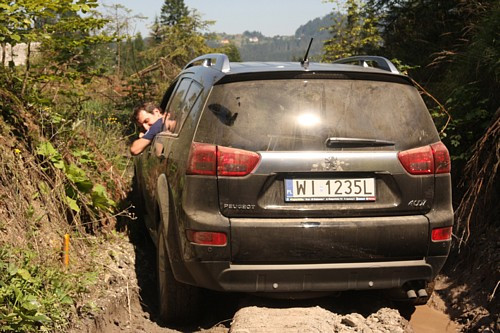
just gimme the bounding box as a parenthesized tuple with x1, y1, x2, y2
(195, 77, 440, 263)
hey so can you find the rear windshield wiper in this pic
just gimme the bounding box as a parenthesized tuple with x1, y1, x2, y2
(325, 137, 395, 148)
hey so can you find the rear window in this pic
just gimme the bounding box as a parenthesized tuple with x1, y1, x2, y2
(195, 79, 439, 151)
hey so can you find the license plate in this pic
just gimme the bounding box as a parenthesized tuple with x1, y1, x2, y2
(285, 178, 376, 202)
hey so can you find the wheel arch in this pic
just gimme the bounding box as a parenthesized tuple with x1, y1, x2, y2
(157, 174, 170, 230)
(155, 174, 186, 271)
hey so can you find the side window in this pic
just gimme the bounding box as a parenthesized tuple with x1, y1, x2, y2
(167, 78, 191, 133)
(182, 81, 203, 123)
(160, 80, 178, 113)
(167, 78, 203, 134)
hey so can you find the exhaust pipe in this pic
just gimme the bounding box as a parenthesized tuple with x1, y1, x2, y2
(417, 289, 428, 298)
(407, 289, 417, 299)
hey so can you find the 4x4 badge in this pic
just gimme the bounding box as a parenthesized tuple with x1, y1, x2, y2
(408, 200, 427, 207)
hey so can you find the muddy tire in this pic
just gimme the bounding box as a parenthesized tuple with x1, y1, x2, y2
(157, 223, 200, 324)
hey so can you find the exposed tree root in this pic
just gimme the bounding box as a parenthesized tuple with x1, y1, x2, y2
(454, 112, 499, 248)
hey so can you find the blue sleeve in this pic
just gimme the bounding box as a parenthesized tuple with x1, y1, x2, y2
(142, 119, 163, 141)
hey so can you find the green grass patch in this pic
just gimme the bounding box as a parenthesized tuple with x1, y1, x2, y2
(0, 246, 96, 332)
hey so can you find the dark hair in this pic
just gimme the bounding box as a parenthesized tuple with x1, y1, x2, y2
(131, 102, 163, 122)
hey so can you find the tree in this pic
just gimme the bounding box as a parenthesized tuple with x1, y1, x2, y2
(366, 0, 499, 161)
(150, 16, 162, 43)
(130, 11, 214, 103)
(322, 0, 382, 61)
(160, 0, 189, 27)
(0, 0, 120, 236)
(147, 13, 213, 67)
(0, 0, 114, 95)
(362, 0, 499, 257)
(101, 4, 145, 75)
(218, 42, 241, 62)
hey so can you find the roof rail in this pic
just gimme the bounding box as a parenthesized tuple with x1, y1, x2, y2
(333, 56, 399, 74)
(183, 53, 230, 73)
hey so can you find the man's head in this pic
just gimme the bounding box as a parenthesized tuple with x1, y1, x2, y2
(133, 103, 163, 131)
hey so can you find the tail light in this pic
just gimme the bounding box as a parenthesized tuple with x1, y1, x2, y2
(186, 142, 217, 175)
(186, 230, 227, 246)
(398, 142, 450, 175)
(187, 142, 260, 176)
(430, 142, 451, 174)
(217, 146, 260, 176)
(431, 226, 452, 241)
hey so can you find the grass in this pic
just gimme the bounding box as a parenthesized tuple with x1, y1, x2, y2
(0, 246, 98, 332)
(0, 95, 135, 332)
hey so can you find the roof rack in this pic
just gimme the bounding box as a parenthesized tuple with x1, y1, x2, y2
(333, 56, 400, 74)
(183, 53, 230, 73)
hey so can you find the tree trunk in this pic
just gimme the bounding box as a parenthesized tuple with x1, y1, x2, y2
(21, 42, 32, 97)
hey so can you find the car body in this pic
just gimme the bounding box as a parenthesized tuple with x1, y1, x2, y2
(133, 54, 453, 323)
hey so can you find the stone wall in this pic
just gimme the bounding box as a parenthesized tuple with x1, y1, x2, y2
(1, 43, 41, 66)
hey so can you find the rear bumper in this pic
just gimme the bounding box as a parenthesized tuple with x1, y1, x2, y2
(174, 256, 447, 293)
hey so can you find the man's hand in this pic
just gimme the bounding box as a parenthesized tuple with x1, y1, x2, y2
(139, 132, 145, 138)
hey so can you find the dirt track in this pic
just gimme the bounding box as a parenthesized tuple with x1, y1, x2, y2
(68, 221, 460, 333)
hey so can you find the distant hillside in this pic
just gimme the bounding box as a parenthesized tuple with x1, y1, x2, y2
(208, 15, 335, 61)
(294, 16, 332, 40)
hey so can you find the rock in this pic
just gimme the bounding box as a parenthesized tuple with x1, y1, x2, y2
(229, 306, 414, 333)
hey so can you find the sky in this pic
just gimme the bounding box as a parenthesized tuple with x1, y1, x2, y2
(102, 0, 335, 37)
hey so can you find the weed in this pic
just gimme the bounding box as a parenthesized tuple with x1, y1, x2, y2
(0, 246, 95, 332)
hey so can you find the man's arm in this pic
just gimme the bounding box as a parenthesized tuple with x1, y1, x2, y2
(130, 138, 152, 156)
(130, 118, 163, 156)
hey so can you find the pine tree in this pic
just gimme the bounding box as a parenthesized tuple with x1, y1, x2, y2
(160, 0, 189, 26)
(150, 16, 162, 43)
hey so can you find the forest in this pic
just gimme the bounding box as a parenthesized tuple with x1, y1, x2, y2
(0, 0, 498, 331)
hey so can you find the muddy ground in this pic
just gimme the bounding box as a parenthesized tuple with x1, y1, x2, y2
(68, 213, 497, 333)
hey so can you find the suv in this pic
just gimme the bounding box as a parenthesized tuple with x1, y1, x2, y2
(133, 54, 453, 323)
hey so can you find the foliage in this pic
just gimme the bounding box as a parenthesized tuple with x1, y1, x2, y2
(454, 116, 499, 247)
(100, 4, 146, 76)
(0, 1, 134, 332)
(118, 33, 148, 76)
(128, 11, 215, 103)
(0, 246, 95, 332)
(160, 0, 189, 27)
(0, 0, 114, 90)
(366, 0, 499, 163)
(217, 42, 241, 62)
(36, 141, 116, 214)
(322, 0, 382, 61)
(0, 0, 129, 249)
(366, 0, 463, 81)
(342, 0, 500, 254)
(149, 11, 213, 67)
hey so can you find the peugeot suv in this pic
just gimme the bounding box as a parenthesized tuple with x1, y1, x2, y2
(133, 54, 453, 323)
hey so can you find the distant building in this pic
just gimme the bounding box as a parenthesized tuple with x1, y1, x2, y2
(1, 43, 40, 66)
(220, 39, 230, 45)
(248, 37, 259, 43)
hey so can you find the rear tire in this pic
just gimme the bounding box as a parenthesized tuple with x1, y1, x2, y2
(157, 222, 200, 324)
